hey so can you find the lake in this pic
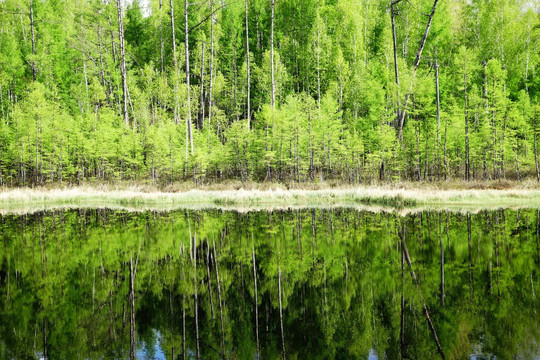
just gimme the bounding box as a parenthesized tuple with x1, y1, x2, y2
(0, 208, 539, 359)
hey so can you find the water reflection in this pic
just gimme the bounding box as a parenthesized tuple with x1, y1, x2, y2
(0, 209, 539, 359)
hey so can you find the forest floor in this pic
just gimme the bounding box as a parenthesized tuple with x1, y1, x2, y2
(1, 179, 540, 214)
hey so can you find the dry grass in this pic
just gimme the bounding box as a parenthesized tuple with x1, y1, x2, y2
(1, 181, 540, 215)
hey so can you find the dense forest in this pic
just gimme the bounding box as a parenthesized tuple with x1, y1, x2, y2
(0, 0, 539, 185)
(1, 209, 539, 358)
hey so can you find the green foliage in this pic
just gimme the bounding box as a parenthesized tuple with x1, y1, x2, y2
(0, 0, 538, 185)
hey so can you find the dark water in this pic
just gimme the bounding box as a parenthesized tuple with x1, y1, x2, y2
(0, 208, 539, 360)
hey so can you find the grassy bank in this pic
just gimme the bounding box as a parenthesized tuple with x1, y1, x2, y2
(2, 180, 540, 214)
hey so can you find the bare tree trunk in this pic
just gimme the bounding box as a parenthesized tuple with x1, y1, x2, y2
(316, 22, 321, 109)
(208, 0, 214, 131)
(116, 0, 129, 126)
(535, 108, 539, 181)
(245, 0, 251, 128)
(185, 0, 194, 155)
(199, 42, 205, 130)
(270, 0, 275, 108)
(170, 0, 180, 125)
(397, 0, 440, 139)
(308, 113, 314, 181)
(464, 72, 470, 181)
(391, 0, 403, 123)
(160, 0, 164, 73)
(30, 0, 36, 82)
(434, 59, 441, 179)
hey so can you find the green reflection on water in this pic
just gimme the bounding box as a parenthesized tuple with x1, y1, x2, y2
(0, 209, 539, 359)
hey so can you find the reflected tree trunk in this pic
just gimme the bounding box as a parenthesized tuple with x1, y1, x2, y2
(43, 317, 48, 359)
(213, 238, 226, 357)
(182, 248, 187, 360)
(401, 225, 445, 359)
(253, 246, 260, 359)
(400, 234, 405, 360)
(439, 214, 445, 307)
(182, 293, 186, 360)
(536, 210, 539, 257)
(193, 233, 200, 359)
(495, 212, 501, 299)
(129, 257, 135, 360)
(206, 240, 214, 320)
(278, 268, 286, 360)
(468, 214, 474, 300)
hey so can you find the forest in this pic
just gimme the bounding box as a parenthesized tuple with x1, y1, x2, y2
(0, 0, 539, 185)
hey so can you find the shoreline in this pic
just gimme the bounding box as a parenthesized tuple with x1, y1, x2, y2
(2, 183, 540, 214)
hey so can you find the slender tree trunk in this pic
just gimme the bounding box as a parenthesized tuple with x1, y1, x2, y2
(116, 0, 129, 126)
(245, 0, 251, 128)
(464, 73, 470, 181)
(185, 0, 194, 155)
(160, 0, 165, 73)
(397, 0, 440, 139)
(270, 0, 275, 108)
(97, 24, 107, 89)
(391, 0, 403, 123)
(199, 42, 205, 130)
(535, 109, 539, 181)
(308, 113, 314, 181)
(170, 0, 180, 126)
(30, 0, 37, 82)
(435, 59, 441, 179)
(208, 0, 214, 131)
(316, 10, 321, 110)
(35, 114, 39, 184)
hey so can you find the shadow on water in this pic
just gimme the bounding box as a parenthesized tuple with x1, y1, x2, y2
(0, 208, 539, 359)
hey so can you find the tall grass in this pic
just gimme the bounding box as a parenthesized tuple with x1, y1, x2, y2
(2, 185, 540, 214)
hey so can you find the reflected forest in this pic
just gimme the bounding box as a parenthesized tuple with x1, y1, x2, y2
(1, 208, 539, 359)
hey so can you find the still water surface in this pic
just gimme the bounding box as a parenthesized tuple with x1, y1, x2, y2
(0, 208, 539, 359)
